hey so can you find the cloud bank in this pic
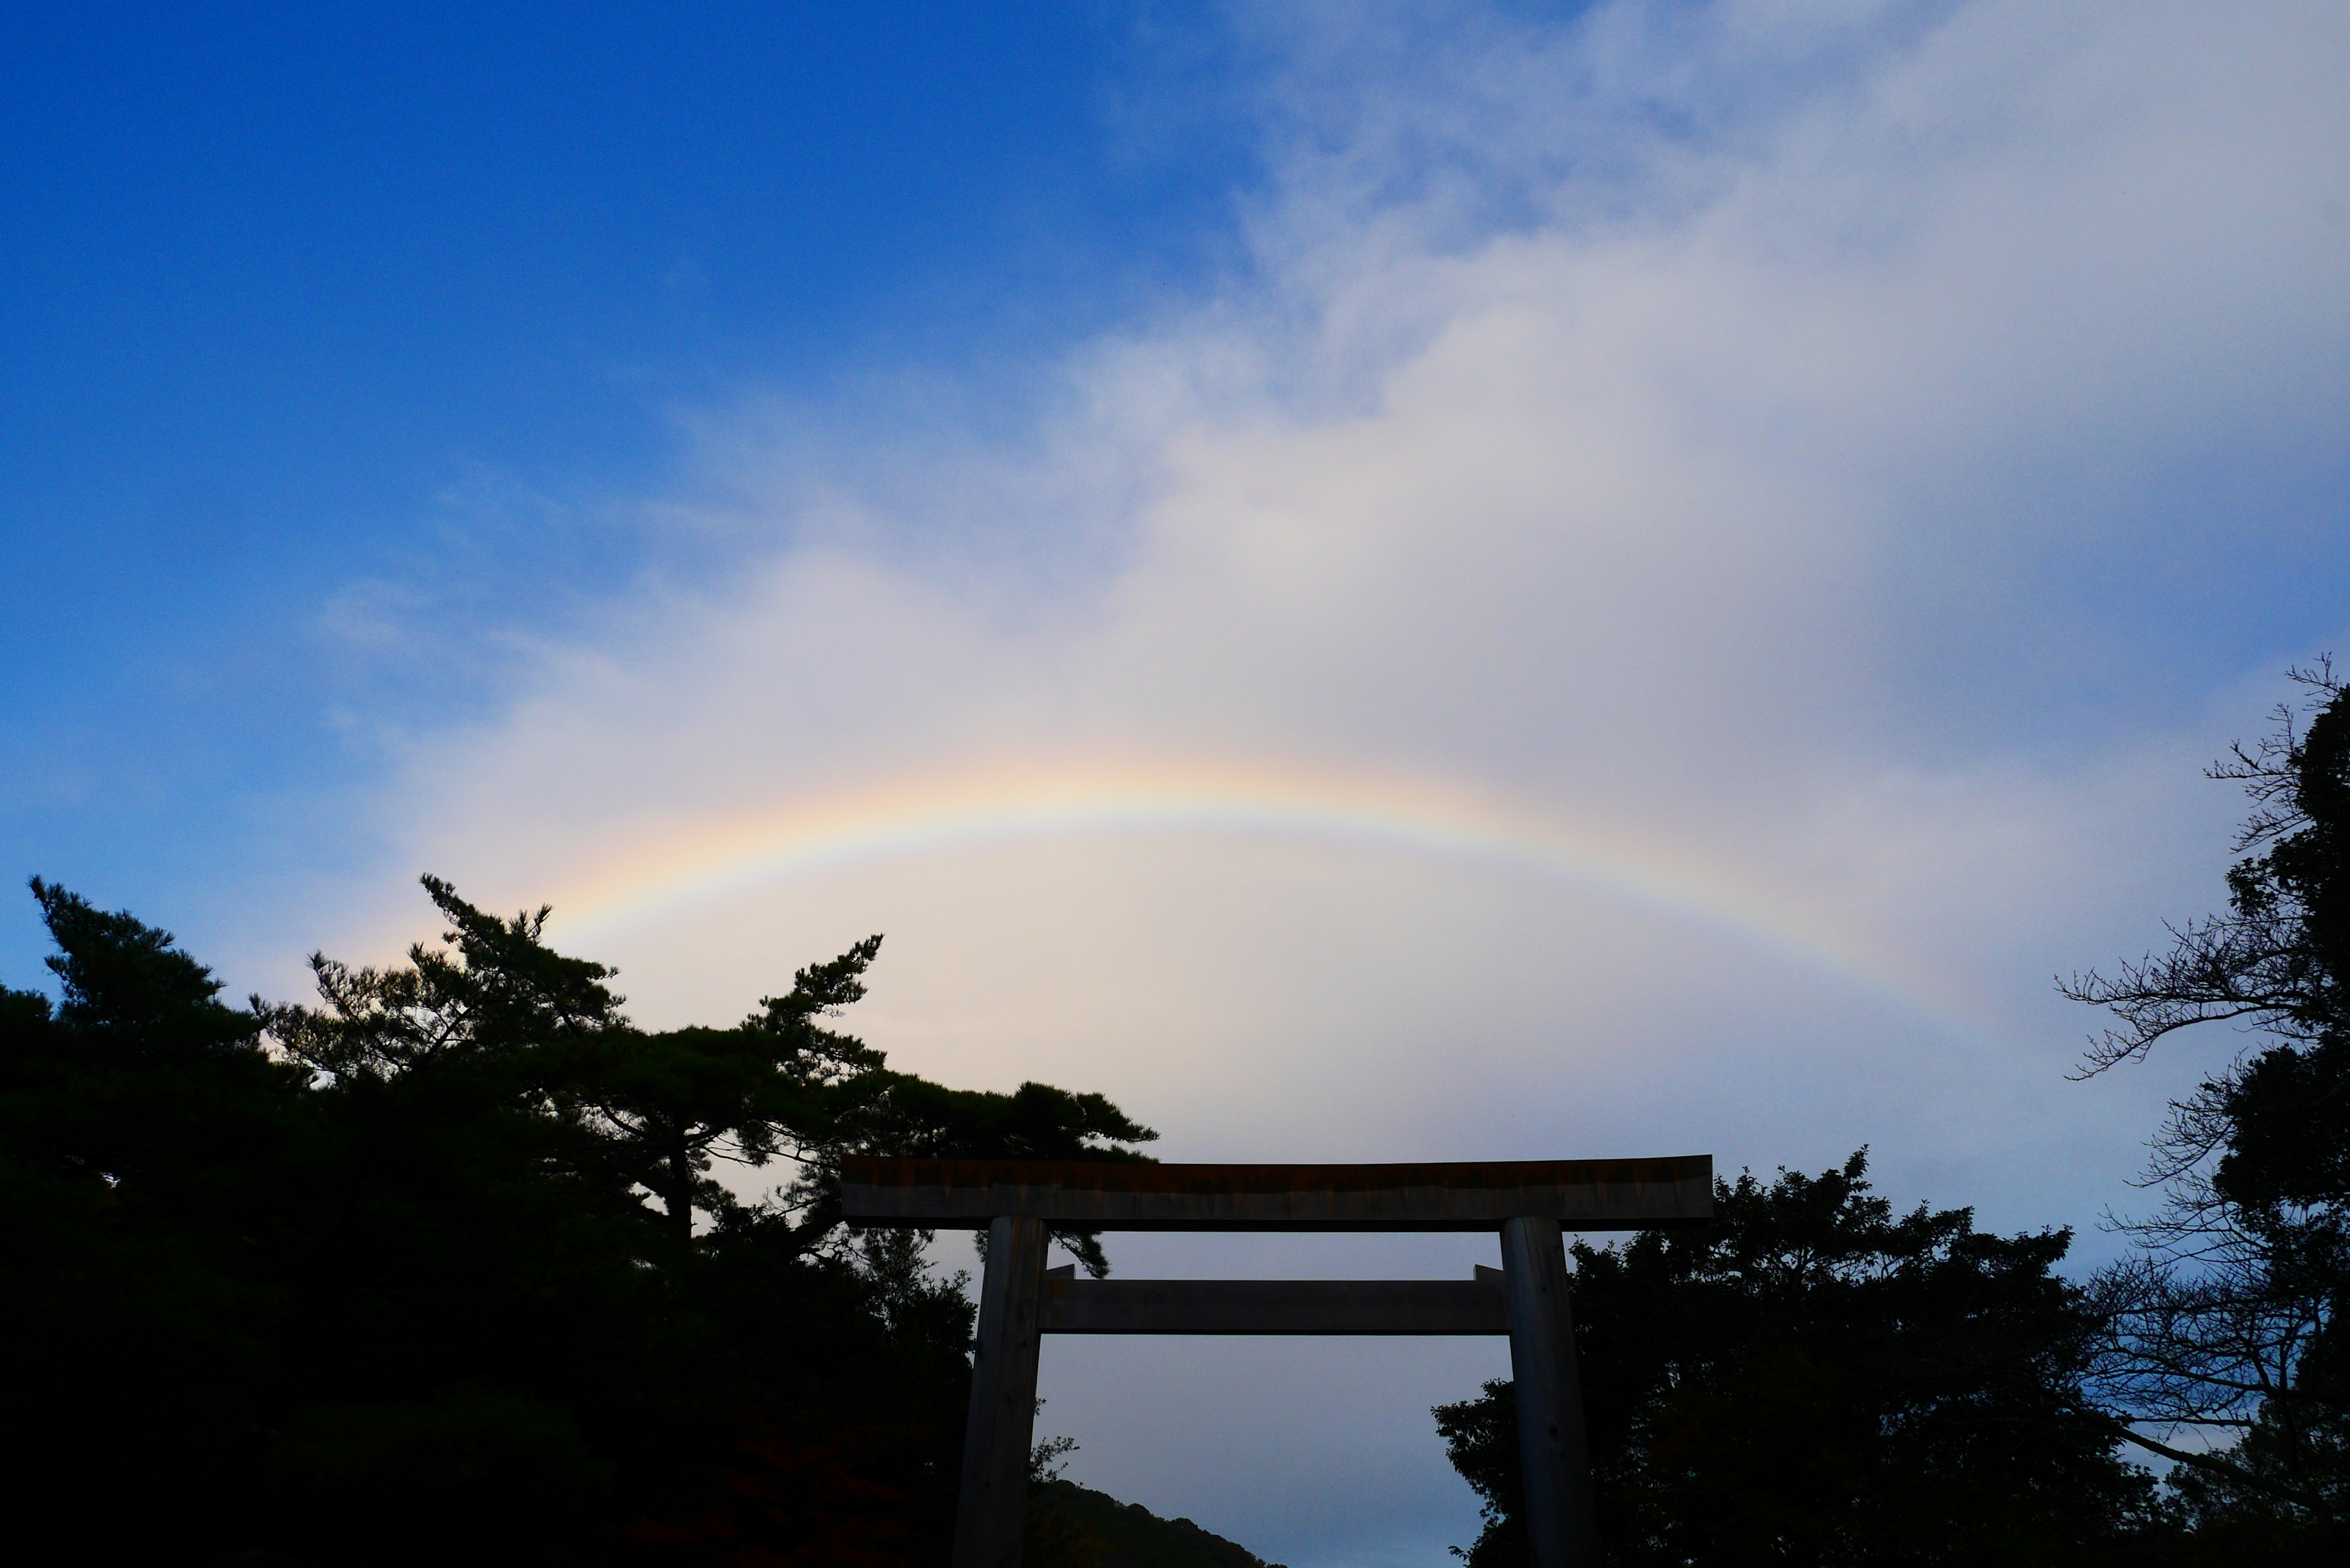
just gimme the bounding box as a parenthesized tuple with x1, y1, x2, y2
(312, 4, 2349, 1560)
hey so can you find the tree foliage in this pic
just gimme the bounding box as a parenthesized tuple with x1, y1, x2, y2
(1436, 1154, 2174, 1567)
(2065, 664, 2350, 1553)
(0, 876, 1155, 1566)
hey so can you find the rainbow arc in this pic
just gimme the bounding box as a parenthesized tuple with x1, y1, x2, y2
(548, 756, 1972, 1037)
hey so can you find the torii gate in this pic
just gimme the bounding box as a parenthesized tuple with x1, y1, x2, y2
(841, 1154, 1714, 1568)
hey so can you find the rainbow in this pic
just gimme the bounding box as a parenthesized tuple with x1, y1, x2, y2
(548, 755, 1974, 1037)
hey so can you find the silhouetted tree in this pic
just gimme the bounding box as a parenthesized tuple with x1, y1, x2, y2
(1436, 1153, 2174, 1566)
(2066, 663, 2350, 1553)
(2, 880, 320, 1561)
(1, 875, 1157, 1566)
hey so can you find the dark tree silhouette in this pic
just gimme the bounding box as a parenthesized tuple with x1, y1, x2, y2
(2066, 664, 2350, 1553)
(1436, 1154, 2174, 1567)
(0, 875, 1156, 1566)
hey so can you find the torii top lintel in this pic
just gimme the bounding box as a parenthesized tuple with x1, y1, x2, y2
(838, 1154, 1713, 1232)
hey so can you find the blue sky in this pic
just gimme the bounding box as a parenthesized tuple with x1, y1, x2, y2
(7, 4, 2350, 1562)
(2, 1, 1255, 959)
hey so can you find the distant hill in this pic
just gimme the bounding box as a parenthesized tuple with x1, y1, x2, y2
(1026, 1480, 1285, 1568)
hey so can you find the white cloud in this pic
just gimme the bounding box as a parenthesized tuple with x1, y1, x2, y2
(311, 4, 2350, 1558)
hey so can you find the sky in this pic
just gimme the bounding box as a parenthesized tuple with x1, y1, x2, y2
(6, 3, 2349, 1562)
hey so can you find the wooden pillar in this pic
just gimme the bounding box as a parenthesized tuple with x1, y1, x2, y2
(952, 1215, 1051, 1568)
(1501, 1215, 1599, 1568)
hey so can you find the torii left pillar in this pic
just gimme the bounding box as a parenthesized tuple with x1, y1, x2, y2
(1501, 1215, 1600, 1568)
(953, 1215, 1051, 1568)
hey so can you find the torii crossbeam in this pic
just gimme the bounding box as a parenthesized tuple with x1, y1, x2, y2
(841, 1155, 1713, 1568)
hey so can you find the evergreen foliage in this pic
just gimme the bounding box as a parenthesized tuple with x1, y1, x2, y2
(2066, 665, 2350, 1554)
(1024, 1480, 1283, 1568)
(0, 876, 1156, 1566)
(1435, 1154, 2174, 1566)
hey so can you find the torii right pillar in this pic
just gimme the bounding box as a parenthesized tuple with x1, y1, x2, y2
(1501, 1215, 1600, 1568)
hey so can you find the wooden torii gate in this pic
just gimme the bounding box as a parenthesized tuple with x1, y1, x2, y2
(841, 1154, 1713, 1568)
